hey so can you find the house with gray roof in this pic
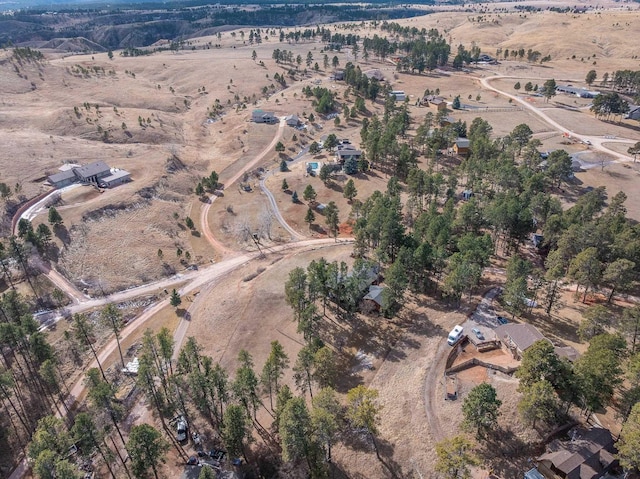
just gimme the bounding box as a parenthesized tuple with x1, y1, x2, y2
(363, 285, 385, 312)
(252, 109, 277, 124)
(625, 105, 640, 120)
(46, 161, 131, 189)
(47, 169, 78, 189)
(74, 161, 111, 184)
(495, 323, 548, 359)
(99, 170, 131, 188)
(335, 147, 362, 164)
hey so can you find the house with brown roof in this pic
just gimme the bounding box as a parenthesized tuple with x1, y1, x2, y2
(535, 427, 617, 479)
(424, 95, 447, 112)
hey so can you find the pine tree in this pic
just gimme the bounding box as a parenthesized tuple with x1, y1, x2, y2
(305, 208, 315, 228)
(170, 289, 182, 308)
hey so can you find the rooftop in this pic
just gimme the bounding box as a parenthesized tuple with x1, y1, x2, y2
(495, 323, 547, 352)
(538, 427, 616, 479)
(363, 285, 385, 307)
(48, 169, 77, 183)
(74, 161, 111, 178)
(101, 170, 131, 183)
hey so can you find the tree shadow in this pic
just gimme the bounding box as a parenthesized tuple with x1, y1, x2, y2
(478, 427, 541, 478)
(339, 429, 405, 478)
(54, 224, 71, 246)
(326, 182, 343, 193)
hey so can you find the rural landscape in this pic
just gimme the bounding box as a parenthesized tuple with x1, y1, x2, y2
(2, 0, 640, 478)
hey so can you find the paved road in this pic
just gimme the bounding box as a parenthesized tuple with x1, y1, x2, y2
(479, 74, 638, 163)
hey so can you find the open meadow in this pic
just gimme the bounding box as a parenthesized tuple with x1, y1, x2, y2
(2, 3, 640, 478)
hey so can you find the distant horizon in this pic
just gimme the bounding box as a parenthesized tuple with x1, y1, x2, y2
(0, 0, 423, 13)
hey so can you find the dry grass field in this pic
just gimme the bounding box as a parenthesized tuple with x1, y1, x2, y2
(3, 5, 640, 477)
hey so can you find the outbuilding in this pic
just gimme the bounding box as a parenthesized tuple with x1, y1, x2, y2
(453, 138, 470, 157)
(99, 170, 132, 188)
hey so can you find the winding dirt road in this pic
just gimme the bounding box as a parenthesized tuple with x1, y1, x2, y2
(199, 117, 287, 255)
(479, 74, 637, 162)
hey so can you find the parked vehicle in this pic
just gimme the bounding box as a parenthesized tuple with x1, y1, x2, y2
(497, 316, 508, 325)
(447, 325, 464, 346)
(176, 416, 188, 443)
(471, 328, 484, 340)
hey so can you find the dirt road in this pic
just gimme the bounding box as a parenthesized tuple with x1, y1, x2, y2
(479, 74, 637, 163)
(258, 146, 308, 241)
(199, 117, 286, 254)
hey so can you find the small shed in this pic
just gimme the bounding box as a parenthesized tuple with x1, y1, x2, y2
(389, 90, 406, 101)
(453, 138, 470, 157)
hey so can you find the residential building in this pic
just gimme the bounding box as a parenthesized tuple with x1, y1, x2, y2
(495, 323, 547, 360)
(424, 95, 447, 112)
(251, 110, 277, 124)
(73, 161, 111, 184)
(47, 169, 78, 189)
(535, 427, 617, 479)
(555, 85, 600, 98)
(363, 285, 385, 312)
(335, 148, 362, 164)
(625, 105, 640, 120)
(453, 138, 470, 157)
(46, 161, 131, 189)
(99, 170, 131, 188)
(285, 114, 300, 127)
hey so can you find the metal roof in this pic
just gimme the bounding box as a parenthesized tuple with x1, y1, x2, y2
(48, 169, 76, 183)
(101, 170, 131, 183)
(74, 161, 111, 178)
